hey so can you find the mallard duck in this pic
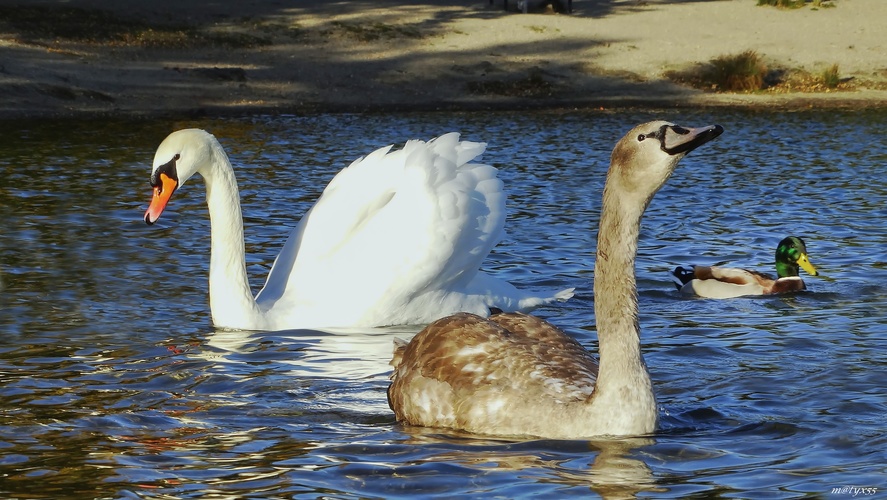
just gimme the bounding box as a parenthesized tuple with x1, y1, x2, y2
(387, 121, 724, 439)
(670, 236, 819, 299)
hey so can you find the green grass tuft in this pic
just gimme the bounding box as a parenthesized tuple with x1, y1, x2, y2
(820, 64, 841, 88)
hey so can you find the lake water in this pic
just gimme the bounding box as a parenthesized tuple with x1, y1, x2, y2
(1, 109, 885, 498)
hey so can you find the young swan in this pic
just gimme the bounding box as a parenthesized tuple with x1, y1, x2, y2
(388, 121, 724, 439)
(671, 236, 819, 299)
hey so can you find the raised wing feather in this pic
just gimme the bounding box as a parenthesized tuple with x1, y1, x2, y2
(254, 133, 507, 328)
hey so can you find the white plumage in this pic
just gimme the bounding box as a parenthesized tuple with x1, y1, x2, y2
(144, 130, 573, 331)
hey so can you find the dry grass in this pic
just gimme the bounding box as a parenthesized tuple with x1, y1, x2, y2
(764, 67, 857, 93)
(757, 0, 806, 8)
(666, 51, 859, 93)
(820, 64, 842, 89)
(666, 50, 771, 92)
(757, 0, 836, 8)
(324, 21, 423, 42)
(0, 5, 270, 48)
(466, 68, 557, 98)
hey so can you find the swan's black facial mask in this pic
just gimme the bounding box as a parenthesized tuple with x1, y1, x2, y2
(145, 155, 181, 225)
(150, 154, 180, 189)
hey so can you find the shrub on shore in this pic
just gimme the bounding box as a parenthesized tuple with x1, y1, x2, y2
(666, 50, 771, 92)
(820, 64, 841, 89)
(666, 52, 858, 93)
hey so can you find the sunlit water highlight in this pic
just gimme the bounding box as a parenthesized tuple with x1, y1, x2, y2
(1, 109, 885, 498)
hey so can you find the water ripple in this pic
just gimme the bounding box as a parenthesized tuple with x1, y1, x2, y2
(1, 110, 885, 497)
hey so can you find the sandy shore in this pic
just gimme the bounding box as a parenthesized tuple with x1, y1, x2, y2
(1, 0, 886, 118)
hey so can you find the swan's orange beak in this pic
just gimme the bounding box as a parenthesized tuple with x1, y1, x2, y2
(145, 173, 178, 225)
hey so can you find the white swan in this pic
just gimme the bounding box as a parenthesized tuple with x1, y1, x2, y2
(144, 129, 573, 331)
(388, 121, 724, 439)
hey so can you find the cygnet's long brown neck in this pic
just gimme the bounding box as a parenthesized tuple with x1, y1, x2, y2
(594, 182, 644, 375)
(591, 173, 656, 425)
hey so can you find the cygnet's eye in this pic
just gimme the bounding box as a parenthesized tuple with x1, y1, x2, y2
(639, 130, 659, 142)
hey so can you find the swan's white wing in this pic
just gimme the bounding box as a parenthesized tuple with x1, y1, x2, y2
(255, 133, 510, 328)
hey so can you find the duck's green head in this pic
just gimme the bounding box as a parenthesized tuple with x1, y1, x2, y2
(775, 236, 818, 278)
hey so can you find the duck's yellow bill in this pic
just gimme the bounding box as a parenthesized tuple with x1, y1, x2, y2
(797, 253, 818, 276)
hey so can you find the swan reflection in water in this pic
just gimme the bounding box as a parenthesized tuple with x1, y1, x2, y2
(153, 328, 660, 497)
(126, 333, 660, 499)
(188, 325, 416, 419)
(200, 325, 417, 379)
(393, 427, 659, 498)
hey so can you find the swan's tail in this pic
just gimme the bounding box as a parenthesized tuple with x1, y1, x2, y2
(390, 337, 409, 371)
(554, 287, 576, 301)
(514, 286, 575, 312)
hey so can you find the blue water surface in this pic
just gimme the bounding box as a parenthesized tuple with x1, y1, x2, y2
(0, 109, 885, 498)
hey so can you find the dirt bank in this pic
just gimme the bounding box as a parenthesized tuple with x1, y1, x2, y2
(1, 0, 885, 119)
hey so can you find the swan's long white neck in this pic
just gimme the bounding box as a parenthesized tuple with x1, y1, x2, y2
(200, 142, 265, 330)
(588, 181, 657, 433)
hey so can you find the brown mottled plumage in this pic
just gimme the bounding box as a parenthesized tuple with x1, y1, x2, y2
(388, 311, 599, 436)
(388, 121, 724, 439)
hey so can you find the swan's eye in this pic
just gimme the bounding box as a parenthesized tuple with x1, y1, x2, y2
(638, 134, 646, 142)
(174, 153, 181, 161)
